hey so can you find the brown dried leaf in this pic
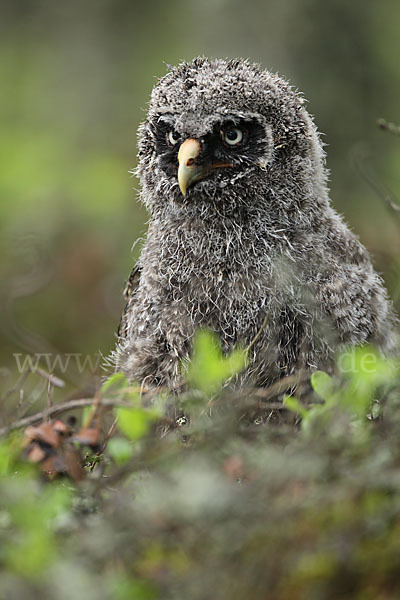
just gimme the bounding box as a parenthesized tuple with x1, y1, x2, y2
(27, 443, 47, 463)
(72, 427, 100, 447)
(40, 454, 67, 478)
(24, 422, 62, 448)
(53, 419, 70, 435)
(223, 455, 245, 481)
(65, 446, 85, 482)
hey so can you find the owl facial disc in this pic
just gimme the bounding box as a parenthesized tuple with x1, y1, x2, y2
(177, 137, 233, 196)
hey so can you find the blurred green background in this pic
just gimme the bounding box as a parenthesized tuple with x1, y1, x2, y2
(1, 0, 400, 393)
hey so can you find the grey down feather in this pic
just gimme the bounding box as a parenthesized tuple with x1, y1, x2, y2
(112, 57, 396, 388)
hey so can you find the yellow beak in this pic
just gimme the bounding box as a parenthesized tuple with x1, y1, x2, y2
(177, 137, 234, 196)
(177, 138, 203, 196)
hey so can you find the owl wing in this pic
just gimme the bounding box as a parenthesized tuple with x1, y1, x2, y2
(315, 262, 395, 350)
(117, 263, 142, 339)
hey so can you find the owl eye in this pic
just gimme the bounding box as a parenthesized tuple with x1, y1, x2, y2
(167, 130, 180, 146)
(222, 127, 243, 146)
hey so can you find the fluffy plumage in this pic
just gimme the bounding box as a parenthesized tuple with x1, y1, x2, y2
(113, 57, 396, 387)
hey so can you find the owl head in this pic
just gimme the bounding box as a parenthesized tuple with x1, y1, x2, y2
(136, 58, 328, 220)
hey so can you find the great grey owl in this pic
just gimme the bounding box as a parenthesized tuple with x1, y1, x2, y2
(113, 57, 396, 388)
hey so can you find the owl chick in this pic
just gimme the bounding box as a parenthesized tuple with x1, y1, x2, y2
(113, 57, 396, 388)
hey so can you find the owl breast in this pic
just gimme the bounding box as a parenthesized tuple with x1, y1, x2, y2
(142, 215, 272, 350)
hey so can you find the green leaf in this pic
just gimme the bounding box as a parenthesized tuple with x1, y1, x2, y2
(339, 346, 396, 389)
(0, 442, 11, 476)
(81, 405, 94, 426)
(101, 372, 129, 395)
(5, 482, 71, 579)
(311, 371, 334, 400)
(187, 329, 246, 393)
(283, 395, 308, 418)
(338, 346, 397, 418)
(116, 407, 158, 441)
(41, 484, 72, 519)
(10, 482, 71, 529)
(108, 575, 157, 600)
(0, 433, 24, 476)
(107, 437, 134, 465)
(6, 529, 56, 578)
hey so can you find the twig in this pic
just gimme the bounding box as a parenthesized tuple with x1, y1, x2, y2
(88, 416, 120, 473)
(46, 380, 53, 416)
(245, 314, 269, 354)
(36, 368, 65, 388)
(84, 389, 102, 429)
(218, 373, 314, 411)
(0, 397, 132, 437)
(88, 417, 119, 473)
(0, 372, 313, 438)
(377, 118, 400, 137)
(252, 371, 311, 402)
(352, 145, 400, 221)
(102, 417, 118, 450)
(2, 369, 31, 401)
(221, 315, 270, 394)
